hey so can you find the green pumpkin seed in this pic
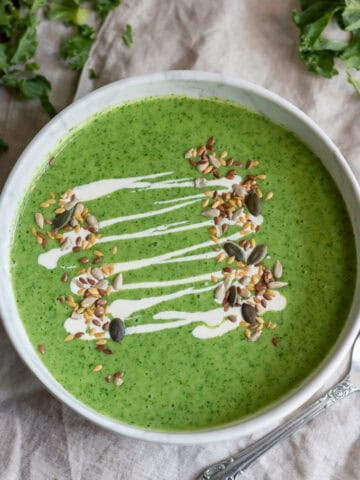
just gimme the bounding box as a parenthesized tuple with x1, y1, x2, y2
(223, 241, 245, 262)
(247, 244, 267, 265)
(241, 303, 257, 324)
(109, 318, 126, 342)
(245, 191, 261, 216)
(53, 207, 74, 229)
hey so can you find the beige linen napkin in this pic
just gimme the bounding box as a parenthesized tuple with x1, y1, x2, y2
(1, 1, 360, 479)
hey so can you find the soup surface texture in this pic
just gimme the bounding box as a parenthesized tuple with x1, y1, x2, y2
(11, 96, 356, 431)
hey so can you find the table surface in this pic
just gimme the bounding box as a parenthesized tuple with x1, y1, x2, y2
(1, 2, 359, 479)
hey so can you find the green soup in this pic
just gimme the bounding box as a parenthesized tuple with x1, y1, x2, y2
(10, 96, 356, 431)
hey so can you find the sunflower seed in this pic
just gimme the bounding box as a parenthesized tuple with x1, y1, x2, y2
(197, 160, 209, 173)
(228, 285, 237, 307)
(223, 241, 245, 262)
(202, 208, 220, 218)
(185, 148, 195, 159)
(268, 281, 288, 289)
(247, 245, 267, 265)
(60, 237, 71, 251)
(223, 276, 233, 290)
(64, 199, 77, 211)
(239, 287, 251, 299)
(87, 215, 99, 231)
(70, 216, 78, 227)
(273, 260, 283, 279)
(34, 212, 44, 229)
(232, 184, 247, 197)
(214, 283, 226, 303)
(81, 296, 97, 308)
(74, 203, 84, 216)
(96, 279, 108, 290)
(242, 303, 257, 324)
(114, 376, 124, 387)
(91, 267, 104, 281)
(232, 209, 242, 223)
(239, 275, 251, 286)
(208, 155, 221, 168)
(109, 318, 126, 342)
(113, 273, 123, 290)
(194, 178, 208, 188)
(53, 208, 73, 229)
(71, 312, 83, 319)
(245, 191, 261, 216)
(247, 331, 262, 342)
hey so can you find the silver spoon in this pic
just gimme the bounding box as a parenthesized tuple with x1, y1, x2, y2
(197, 335, 360, 480)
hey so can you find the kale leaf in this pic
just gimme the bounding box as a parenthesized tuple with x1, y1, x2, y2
(293, 0, 360, 94)
(94, 0, 121, 20)
(122, 23, 133, 47)
(45, 0, 89, 26)
(61, 24, 96, 71)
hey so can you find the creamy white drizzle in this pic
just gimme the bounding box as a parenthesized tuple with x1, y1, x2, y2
(37, 171, 286, 341)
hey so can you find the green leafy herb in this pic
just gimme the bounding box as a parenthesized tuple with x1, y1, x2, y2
(293, 0, 360, 94)
(122, 23, 133, 48)
(61, 24, 96, 71)
(347, 70, 360, 92)
(95, 0, 121, 19)
(0, 0, 56, 116)
(0, 0, 129, 150)
(45, 0, 89, 26)
(0, 138, 8, 153)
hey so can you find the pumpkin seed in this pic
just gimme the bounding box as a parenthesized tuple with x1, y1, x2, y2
(109, 318, 126, 342)
(268, 281, 288, 289)
(245, 191, 261, 216)
(113, 273, 123, 290)
(214, 283, 225, 303)
(247, 331, 262, 342)
(228, 285, 237, 307)
(81, 296, 97, 308)
(34, 212, 44, 229)
(247, 244, 267, 265)
(96, 279, 108, 290)
(74, 203, 84, 216)
(53, 208, 73, 229)
(223, 276, 233, 290)
(91, 267, 104, 281)
(239, 287, 251, 299)
(232, 209, 242, 223)
(87, 215, 99, 231)
(242, 303, 257, 324)
(273, 260, 283, 279)
(202, 208, 220, 218)
(239, 275, 251, 286)
(60, 237, 71, 251)
(194, 178, 208, 188)
(232, 184, 247, 197)
(208, 154, 221, 168)
(223, 241, 245, 262)
(64, 199, 77, 211)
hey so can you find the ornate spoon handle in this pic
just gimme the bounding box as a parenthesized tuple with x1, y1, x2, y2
(197, 377, 357, 480)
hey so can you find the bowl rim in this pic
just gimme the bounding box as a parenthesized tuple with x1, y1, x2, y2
(0, 70, 359, 444)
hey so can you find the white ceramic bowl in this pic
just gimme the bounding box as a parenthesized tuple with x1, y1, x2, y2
(1, 71, 359, 444)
